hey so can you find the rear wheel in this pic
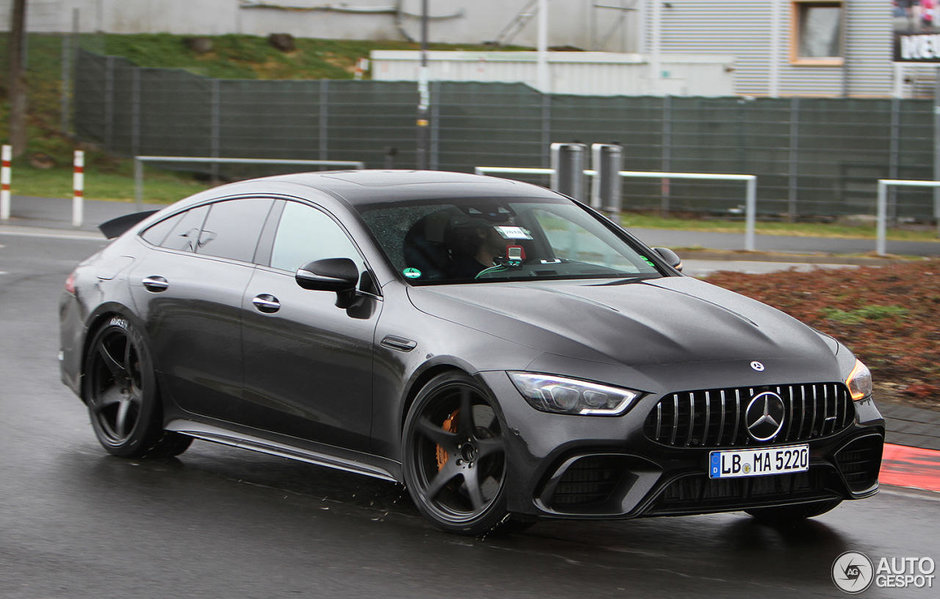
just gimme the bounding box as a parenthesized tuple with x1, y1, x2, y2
(403, 372, 513, 536)
(745, 499, 842, 525)
(83, 316, 191, 459)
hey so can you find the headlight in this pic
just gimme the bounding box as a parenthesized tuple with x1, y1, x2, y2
(846, 359, 872, 401)
(508, 372, 641, 416)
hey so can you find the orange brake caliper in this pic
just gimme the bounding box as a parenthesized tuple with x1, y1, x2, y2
(436, 409, 459, 471)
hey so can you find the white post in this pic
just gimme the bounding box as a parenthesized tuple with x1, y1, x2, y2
(935, 183, 940, 239)
(876, 180, 887, 256)
(536, 0, 549, 93)
(73, 150, 84, 227)
(877, 178, 940, 252)
(1, 145, 11, 221)
(745, 176, 757, 251)
(134, 157, 144, 211)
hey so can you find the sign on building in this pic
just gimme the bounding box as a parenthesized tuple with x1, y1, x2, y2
(894, 0, 940, 61)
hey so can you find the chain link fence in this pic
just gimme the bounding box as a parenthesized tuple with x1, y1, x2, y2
(74, 50, 937, 220)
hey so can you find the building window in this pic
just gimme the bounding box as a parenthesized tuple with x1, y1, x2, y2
(791, 1, 844, 65)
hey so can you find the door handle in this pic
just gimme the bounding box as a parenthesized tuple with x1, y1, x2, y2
(141, 275, 168, 292)
(252, 294, 281, 314)
(380, 335, 417, 352)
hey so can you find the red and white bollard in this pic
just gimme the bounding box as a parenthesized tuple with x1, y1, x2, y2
(72, 150, 84, 227)
(1, 144, 11, 221)
(354, 57, 369, 80)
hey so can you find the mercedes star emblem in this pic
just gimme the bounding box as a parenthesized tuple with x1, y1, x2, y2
(745, 391, 786, 441)
(750, 361, 765, 372)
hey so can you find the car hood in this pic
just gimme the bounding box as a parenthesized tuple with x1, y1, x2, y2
(406, 276, 841, 392)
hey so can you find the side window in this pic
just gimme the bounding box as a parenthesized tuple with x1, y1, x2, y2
(161, 205, 209, 253)
(270, 202, 365, 273)
(140, 212, 183, 246)
(196, 199, 274, 263)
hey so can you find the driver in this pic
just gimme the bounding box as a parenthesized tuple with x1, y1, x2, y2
(446, 219, 508, 279)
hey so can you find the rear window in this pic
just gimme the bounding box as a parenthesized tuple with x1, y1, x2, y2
(146, 206, 209, 253)
(140, 213, 182, 247)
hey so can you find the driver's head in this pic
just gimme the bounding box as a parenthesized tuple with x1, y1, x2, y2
(447, 217, 502, 258)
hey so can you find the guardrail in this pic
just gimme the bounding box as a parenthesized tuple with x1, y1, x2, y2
(876, 179, 940, 256)
(474, 166, 758, 251)
(134, 156, 365, 210)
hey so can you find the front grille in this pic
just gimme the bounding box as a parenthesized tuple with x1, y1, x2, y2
(550, 455, 625, 508)
(646, 468, 841, 515)
(836, 435, 883, 492)
(644, 382, 854, 448)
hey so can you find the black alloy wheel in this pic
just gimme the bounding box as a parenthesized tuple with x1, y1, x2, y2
(403, 372, 511, 535)
(83, 316, 191, 458)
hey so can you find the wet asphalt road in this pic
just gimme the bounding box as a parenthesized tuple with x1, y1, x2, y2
(1, 231, 937, 599)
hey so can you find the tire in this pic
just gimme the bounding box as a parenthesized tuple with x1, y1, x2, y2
(402, 372, 513, 536)
(745, 499, 842, 525)
(83, 316, 192, 459)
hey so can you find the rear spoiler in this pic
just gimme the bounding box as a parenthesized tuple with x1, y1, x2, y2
(98, 210, 158, 239)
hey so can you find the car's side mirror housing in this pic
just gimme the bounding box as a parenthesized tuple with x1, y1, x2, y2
(296, 258, 360, 293)
(653, 247, 683, 271)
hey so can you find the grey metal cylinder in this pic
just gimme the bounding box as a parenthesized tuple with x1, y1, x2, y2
(550, 143, 586, 202)
(591, 143, 623, 215)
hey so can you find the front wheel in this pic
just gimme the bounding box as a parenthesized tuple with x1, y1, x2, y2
(745, 499, 842, 525)
(83, 316, 192, 459)
(403, 372, 512, 536)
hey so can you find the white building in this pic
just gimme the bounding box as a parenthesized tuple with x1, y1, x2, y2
(1, 0, 638, 50)
(3, 1, 929, 98)
(643, 1, 929, 98)
(370, 50, 736, 96)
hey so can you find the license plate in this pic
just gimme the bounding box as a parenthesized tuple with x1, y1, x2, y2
(709, 444, 809, 479)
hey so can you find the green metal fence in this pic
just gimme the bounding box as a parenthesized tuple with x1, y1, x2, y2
(74, 50, 937, 219)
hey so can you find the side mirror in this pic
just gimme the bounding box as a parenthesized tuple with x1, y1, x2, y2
(295, 258, 360, 292)
(653, 247, 683, 272)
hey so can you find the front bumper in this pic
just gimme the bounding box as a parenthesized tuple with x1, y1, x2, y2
(480, 372, 885, 519)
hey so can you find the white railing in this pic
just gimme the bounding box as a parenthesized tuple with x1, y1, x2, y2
(876, 179, 940, 256)
(134, 156, 365, 210)
(474, 166, 758, 251)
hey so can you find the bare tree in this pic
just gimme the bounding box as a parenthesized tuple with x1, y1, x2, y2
(8, 0, 28, 157)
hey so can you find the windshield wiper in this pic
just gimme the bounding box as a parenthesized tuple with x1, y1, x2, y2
(590, 273, 662, 286)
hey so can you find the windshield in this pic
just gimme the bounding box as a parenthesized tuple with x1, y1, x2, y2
(356, 197, 663, 285)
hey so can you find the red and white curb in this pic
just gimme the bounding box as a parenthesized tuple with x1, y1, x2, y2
(880, 443, 940, 493)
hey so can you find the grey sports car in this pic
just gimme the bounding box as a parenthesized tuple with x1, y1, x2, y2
(59, 170, 884, 535)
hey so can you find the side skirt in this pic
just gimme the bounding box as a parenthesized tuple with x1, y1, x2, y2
(166, 419, 400, 483)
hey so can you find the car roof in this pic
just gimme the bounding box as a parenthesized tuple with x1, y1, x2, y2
(246, 170, 563, 206)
